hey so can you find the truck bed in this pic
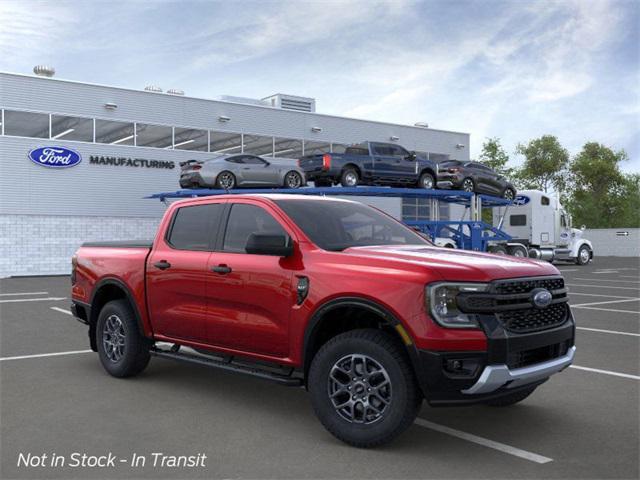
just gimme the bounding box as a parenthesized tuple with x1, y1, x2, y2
(81, 241, 153, 248)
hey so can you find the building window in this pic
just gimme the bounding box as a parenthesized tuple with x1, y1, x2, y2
(273, 137, 303, 159)
(95, 119, 135, 145)
(243, 134, 274, 156)
(304, 140, 331, 155)
(3, 110, 49, 138)
(210, 131, 243, 154)
(135, 123, 173, 148)
(429, 153, 451, 163)
(50, 114, 93, 142)
(173, 127, 208, 151)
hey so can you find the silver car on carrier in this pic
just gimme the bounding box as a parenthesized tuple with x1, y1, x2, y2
(179, 154, 306, 189)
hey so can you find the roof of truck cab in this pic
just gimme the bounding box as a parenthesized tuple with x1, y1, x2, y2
(169, 193, 356, 207)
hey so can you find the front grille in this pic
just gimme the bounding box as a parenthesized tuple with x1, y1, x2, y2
(507, 341, 570, 369)
(458, 276, 570, 334)
(497, 302, 568, 333)
(495, 277, 564, 294)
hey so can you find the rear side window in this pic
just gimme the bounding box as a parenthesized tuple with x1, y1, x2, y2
(510, 215, 527, 226)
(167, 204, 223, 250)
(223, 204, 287, 253)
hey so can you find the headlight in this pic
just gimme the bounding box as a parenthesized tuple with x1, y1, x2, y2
(426, 283, 488, 328)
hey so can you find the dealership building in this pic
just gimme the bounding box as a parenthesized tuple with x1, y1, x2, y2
(0, 69, 470, 277)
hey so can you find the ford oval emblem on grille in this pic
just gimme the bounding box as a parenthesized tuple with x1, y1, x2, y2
(28, 146, 82, 168)
(532, 288, 553, 308)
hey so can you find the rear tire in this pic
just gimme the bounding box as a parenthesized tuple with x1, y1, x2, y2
(503, 188, 516, 201)
(340, 168, 359, 187)
(485, 386, 537, 407)
(462, 177, 475, 192)
(96, 300, 151, 378)
(507, 245, 528, 258)
(284, 171, 303, 189)
(308, 329, 422, 448)
(216, 171, 236, 189)
(489, 245, 508, 255)
(418, 172, 435, 190)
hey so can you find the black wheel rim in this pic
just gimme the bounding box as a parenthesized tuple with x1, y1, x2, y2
(504, 189, 514, 200)
(463, 179, 474, 192)
(286, 172, 301, 188)
(103, 314, 125, 362)
(328, 354, 392, 424)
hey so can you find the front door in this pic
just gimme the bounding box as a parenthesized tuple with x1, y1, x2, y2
(237, 155, 274, 186)
(205, 202, 295, 357)
(146, 202, 225, 342)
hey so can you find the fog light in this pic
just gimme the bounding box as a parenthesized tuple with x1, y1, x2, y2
(444, 358, 480, 377)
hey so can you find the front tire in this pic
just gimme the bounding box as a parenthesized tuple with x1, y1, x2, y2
(507, 245, 528, 258)
(485, 386, 537, 407)
(308, 329, 422, 448)
(503, 188, 516, 201)
(96, 300, 151, 378)
(576, 245, 591, 265)
(461, 177, 475, 192)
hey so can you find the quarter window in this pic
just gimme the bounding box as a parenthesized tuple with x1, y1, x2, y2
(168, 204, 223, 250)
(223, 204, 287, 253)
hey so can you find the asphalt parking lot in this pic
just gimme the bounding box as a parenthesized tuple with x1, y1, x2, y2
(1, 256, 638, 479)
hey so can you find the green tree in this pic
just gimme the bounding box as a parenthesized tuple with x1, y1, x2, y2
(479, 137, 513, 177)
(565, 142, 638, 228)
(515, 135, 569, 193)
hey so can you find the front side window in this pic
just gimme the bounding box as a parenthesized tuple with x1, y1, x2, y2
(242, 155, 267, 165)
(168, 204, 222, 250)
(223, 204, 287, 253)
(275, 199, 430, 251)
(541, 196, 550, 206)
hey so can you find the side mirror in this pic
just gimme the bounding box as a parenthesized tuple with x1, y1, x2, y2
(407, 151, 417, 161)
(581, 225, 586, 231)
(245, 233, 293, 257)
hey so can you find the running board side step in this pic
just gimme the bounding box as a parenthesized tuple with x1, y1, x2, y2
(150, 348, 303, 387)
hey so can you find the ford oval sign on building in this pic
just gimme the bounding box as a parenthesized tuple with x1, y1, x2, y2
(28, 146, 82, 168)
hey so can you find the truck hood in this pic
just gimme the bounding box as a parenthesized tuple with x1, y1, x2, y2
(343, 245, 559, 282)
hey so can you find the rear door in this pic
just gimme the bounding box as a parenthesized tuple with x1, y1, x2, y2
(371, 143, 396, 180)
(146, 202, 224, 342)
(205, 201, 296, 357)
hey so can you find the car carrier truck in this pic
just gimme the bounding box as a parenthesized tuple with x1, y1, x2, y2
(492, 190, 594, 265)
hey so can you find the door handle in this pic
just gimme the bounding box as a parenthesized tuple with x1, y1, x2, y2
(154, 260, 171, 270)
(211, 265, 232, 274)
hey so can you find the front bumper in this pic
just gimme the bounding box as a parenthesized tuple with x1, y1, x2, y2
(415, 309, 575, 406)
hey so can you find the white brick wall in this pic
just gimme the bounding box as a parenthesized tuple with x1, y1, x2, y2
(0, 214, 161, 277)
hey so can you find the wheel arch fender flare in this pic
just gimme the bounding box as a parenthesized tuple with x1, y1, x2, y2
(342, 163, 362, 177)
(301, 296, 422, 383)
(570, 238, 593, 258)
(88, 277, 149, 351)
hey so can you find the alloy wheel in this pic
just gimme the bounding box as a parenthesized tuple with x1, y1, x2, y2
(218, 172, 235, 189)
(344, 172, 358, 187)
(102, 314, 126, 363)
(286, 172, 302, 188)
(504, 189, 515, 200)
(580, 247, 590, 264)
(421, 175, 434, 189)
(462, 179, 474, 192)
(328, 354, 392, 424)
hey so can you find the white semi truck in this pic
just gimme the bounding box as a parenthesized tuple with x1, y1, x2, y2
(491, 190, 594, 265)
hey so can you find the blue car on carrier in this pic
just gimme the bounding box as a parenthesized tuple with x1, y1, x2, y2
(298, 141, 439, 189)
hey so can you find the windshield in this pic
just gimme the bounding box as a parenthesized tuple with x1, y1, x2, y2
(274, 199, 431, 251)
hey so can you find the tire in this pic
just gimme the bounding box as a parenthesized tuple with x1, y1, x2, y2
(284, 170, 303, 189)
(576, 245, 591, 265)
(485, 386, 537, 407)
(96, 300, 151, 378)
(340, 168, 359, 187)
(418, 172, 435, 190)
(507, 245, 528, 258)
(503, 188, 516, 201)
(461, 177, 475, 192)
(308, 329, 422, 448)
(489, 245, 508, 255)
(215, 171, 236, 190)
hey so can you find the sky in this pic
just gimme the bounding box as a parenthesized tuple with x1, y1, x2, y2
(1, 0, 638, 172)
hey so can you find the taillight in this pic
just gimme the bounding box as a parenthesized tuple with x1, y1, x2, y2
(448, 167, 460, 173)
(297, 159, 301, 167)
(192, 165, 202, 170)
(71, 254, 78, 285)
(322, 154, 332, 171)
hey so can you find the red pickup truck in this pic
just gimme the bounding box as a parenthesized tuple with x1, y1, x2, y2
(71, 194, 575, 447)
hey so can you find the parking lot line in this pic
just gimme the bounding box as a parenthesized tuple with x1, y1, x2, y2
(51, 306, 72, 315)
(557, 268, 579, 272)
(593, 271, 620, 274)
(571, 298, 640, 308)
(568, 292, 636, 299)
(566, 283, 640, 291)
(576, 327, 640, 337)
(0, 296, 67, 304)
(571, 306, 640, 314)
(570, 365, 640, 380)
(0, 291, 49, 296)
(414, 418, 553, 464)
(620, 275, 640, 279)
(574, 278, 640, 284)
(0, 350, 92, 362)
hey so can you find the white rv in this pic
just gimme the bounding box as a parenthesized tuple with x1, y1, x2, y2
(492, 190, 594, 265)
